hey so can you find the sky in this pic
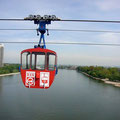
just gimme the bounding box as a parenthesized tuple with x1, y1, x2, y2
(0, 0, 120, 66)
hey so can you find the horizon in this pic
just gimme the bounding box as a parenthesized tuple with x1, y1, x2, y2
(3, 62, 120, 68)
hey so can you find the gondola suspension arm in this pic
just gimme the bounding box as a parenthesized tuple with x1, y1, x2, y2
(25, 15, 60, 48)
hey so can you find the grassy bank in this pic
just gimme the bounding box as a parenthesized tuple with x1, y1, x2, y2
(77, 66, 120, 82)
(0, 64, 19, 74)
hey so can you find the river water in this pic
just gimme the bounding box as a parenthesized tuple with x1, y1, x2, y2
(0, 69, 120, 120)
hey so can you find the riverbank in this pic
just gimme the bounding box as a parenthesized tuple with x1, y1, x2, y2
(0, 64, 19, 75)
(82, 72, 120, 87)
(0, 72, 20, 77)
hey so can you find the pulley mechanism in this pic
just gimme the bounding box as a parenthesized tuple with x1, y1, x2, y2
(24, 15, 60, 48)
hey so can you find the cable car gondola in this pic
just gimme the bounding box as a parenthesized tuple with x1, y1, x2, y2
(20, 15, 58, 89)
(21, 47, 57, 89)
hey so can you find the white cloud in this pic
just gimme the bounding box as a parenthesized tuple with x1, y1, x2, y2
(4, 50, 20, 63)
(96, 0, 120, 11)
(98, 33, 120, 43)
(59, 53, 120, 66)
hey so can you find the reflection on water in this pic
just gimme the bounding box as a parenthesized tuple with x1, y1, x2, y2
(0, 69, 120, 120)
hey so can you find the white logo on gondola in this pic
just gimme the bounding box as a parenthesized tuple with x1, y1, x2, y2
(40, 72, 49, 88)
(26, 71, 35, 87)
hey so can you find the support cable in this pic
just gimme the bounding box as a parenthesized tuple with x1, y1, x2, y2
(0, 41, 120, 46)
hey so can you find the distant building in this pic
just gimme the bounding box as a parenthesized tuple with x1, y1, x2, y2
(0, 44, 4, 67)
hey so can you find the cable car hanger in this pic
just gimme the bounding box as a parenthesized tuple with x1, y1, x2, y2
(25, 15, 60, 48)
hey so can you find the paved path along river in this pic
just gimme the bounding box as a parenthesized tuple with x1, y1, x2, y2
(0, 69, 120, 120)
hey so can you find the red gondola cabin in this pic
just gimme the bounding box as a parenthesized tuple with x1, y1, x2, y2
(20, 47, 57, 89)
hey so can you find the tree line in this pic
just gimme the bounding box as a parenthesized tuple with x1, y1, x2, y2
(1, 64, 120, 82)
(77, 66, 120, 81)
(0, 64, 19, 74)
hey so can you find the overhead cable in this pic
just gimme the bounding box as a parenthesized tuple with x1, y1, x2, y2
(0, 41, 120, 46)
(1, 18, 120, 23)
(1, 28, 120, 34)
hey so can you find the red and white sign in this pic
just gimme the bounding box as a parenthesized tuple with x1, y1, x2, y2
(40, 72, 49, 87)
(25, 71, 35, 86)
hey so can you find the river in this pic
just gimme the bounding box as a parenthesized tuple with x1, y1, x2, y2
(0, 69, 120, 120)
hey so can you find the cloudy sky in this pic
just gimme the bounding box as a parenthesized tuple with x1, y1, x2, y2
(0, 0, 120, 66)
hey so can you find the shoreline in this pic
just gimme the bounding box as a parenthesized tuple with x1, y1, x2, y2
(81, 72, 120, 87)
(0, 72, 20, 77)
(1, 70, 120, 87)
